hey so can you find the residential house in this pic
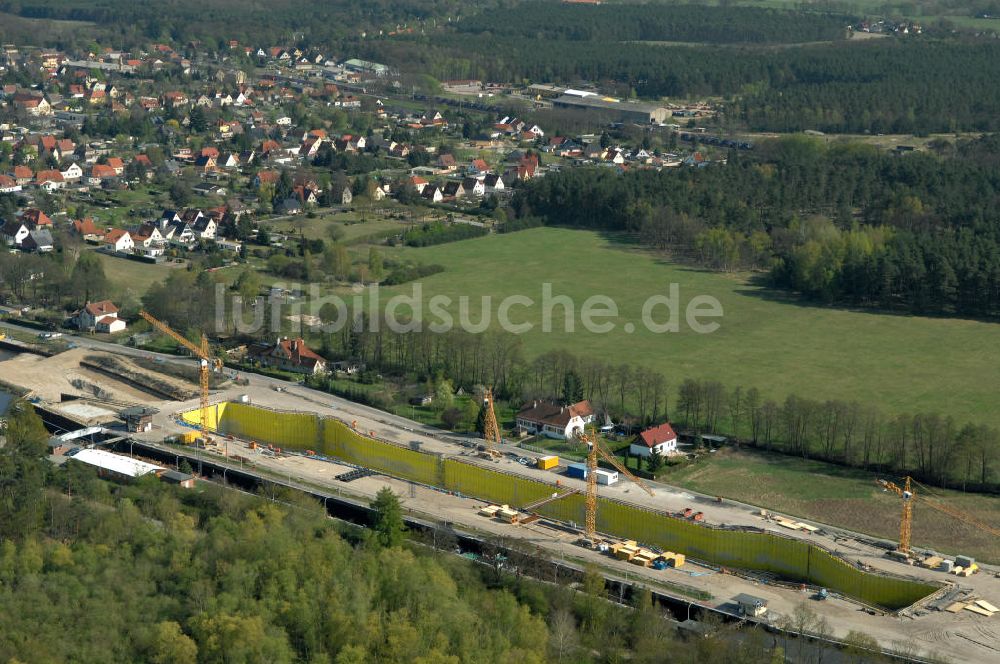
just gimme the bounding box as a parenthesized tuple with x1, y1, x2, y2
(255, 170, 279, 189)
(13, 93, 52, 116)
(165, 221, 196, 246)
(462, 177, 485, 197)
(1, 219, 30, 247)
(441, 180, 465, 200)
(89, 163, 117, 185)
(484, 173, 505, 192)
(194, 154, 218, 174)
(12, 165, 33, 186)
(421, 185, 443, 203)
(21, 209, 52, 227)
(515, 400, 595, 440)
(22, 228, 53, 252)
(192, 217, 217, 240)
(61, 162, 83, 182)
(217, 152, 239, 169)
(248, 337, 327, 374)
(328, 182, 352, 205)
(106, 157, 125, 175)
(34, 169, 65, 191)
(408, 175, 429, 194)
(103, 228, 134, 253)
(277, 197, 303, 215)
(468, 158, 490, 175)
(75, 300, 127, 333)
(421, 109, 445, 126)
(0, 174, 22, 193)
(72, 217, 103, 242)
(630, 422, 679, 458)
(437, 153, 457, 172)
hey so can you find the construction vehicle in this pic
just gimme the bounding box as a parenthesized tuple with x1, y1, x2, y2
(576, 431, 655, 543)
(877, 475, 1000, 559)
(479, 387, 502, 460)
(139, 310, 223, 444)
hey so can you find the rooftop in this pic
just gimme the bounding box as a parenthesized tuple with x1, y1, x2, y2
(68, 448, 164, 478)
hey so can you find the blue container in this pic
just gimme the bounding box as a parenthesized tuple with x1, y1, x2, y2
(565, 462, 587, 480)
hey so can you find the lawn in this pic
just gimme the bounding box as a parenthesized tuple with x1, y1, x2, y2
(268, 212, 406, 245)
(663, 447, 1000, 563)
(95, 251, 189, 299)
(382, 227, 1000, 428)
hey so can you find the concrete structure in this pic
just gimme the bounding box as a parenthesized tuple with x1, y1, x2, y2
(552, 95, 670, 124)
(120, 406, 157, 433)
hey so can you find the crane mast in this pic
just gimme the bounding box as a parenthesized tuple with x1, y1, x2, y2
(139, 310, 222, 443)
(576, 431, 655, 543)
(480, 388, 502, 459)
(877, 475, 1000, 557)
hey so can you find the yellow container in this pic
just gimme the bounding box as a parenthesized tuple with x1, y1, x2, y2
(536, 455, 559, 470)
(671, 554, 686, 568)
(180, 431, 199, 445)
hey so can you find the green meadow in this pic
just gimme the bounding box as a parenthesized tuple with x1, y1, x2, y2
(383, 227, 1000, 427)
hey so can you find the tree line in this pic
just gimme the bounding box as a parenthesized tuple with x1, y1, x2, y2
(305, 320, 1000, 493)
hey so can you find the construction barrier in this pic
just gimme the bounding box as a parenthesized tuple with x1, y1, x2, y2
(184, 402, 938, 610)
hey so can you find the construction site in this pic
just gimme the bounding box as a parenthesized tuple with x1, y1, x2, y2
(3, 321, 1000, 663)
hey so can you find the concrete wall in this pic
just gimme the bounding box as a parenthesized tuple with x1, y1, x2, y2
(181, 402, 938, 610)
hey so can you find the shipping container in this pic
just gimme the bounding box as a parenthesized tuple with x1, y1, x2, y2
(939, 559, 954, 573)
(536, 455, 559, 471)
(565, 462, 587, 480)
(955, 555, 975, 569)
(180, 431, 199, 445)
(595, 468, 619, 485)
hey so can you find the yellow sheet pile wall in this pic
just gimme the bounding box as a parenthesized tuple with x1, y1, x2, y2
(186, 402, 938, 610)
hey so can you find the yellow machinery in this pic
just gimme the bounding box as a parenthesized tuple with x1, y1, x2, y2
(878, 475, 1000, 556)
(577, 432, 654, 542)
(139, 310, 223, 443)
(480, 387, 502, 459)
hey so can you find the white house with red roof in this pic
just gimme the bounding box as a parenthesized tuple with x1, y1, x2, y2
(630, 422, 678, 458)
(103, 228, 133, 253)
(516, 399, 595, 439)
(75, 300, 127, 333)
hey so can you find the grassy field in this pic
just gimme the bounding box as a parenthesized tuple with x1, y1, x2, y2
(382, 227, 1000, 427)
(95, 251, 189, 299)
(663, 447, 1000, 563)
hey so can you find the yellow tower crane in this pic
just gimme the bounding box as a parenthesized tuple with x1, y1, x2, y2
(480, 387, 502, 459)
(877, 475, 1000, 557)
(139, 310, 223, 443)
(576, 431, 655, 542)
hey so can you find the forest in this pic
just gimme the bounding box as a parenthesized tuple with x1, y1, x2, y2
(512, 134, 1000, 317)
(364, 35, 1000, 133)
(458, 3, 852, 44)
(0, 0, 484, 50)
(0, 404, 808, 663)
